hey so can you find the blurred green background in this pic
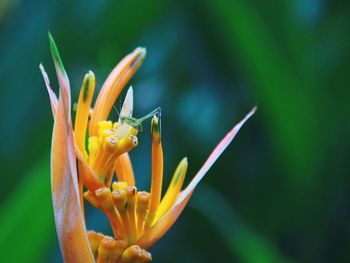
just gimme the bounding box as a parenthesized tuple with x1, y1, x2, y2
(0, 0, 349, 262)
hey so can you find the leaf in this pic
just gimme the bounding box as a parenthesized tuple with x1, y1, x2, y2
(0, 158, 54, 263)
(202, 0, 319, 185)
(191, 185, 295, 263)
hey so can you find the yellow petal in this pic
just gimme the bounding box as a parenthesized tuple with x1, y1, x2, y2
(89, 47, 146, 136)
(74, 71, 95, 157)
(155, 157, 188, 221)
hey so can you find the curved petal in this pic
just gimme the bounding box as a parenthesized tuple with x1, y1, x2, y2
(52, 92, 94, 262)
(177, 106, 257, 204)
(75, 144, 105, 192)
(148, 116, 163, 214)
(135, 193, 192, 250)
(89, 48, 146, 136)
(155, 157, 188, 221)
(39, 63, 58, 117)
(49, 34, 94, 262)
(136, 107, 257, 249)
(49, 33, 77, 191)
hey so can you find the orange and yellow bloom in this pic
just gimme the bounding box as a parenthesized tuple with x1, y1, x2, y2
(41, 34, 256, 262)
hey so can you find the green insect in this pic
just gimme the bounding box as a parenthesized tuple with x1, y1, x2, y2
(118, 106, 161, 132)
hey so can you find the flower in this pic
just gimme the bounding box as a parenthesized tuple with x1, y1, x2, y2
(40, 34, 256, 263)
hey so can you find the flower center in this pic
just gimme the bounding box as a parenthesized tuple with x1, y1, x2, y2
(88, 120, 138, 184)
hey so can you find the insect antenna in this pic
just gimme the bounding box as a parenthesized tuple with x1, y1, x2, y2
(113, 104, 121, 119)
(132, 107, 161, 126)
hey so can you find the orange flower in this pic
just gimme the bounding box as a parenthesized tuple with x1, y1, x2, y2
(40, 34, 256, 262)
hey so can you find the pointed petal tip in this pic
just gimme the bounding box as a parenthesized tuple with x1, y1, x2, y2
(151, 115, 158, 122)
(180, 157, 188, 166)
(48, 33, 66, 75)
(250, 105, 257, 115)
(130, 47, 147, 68)
(39, 63, 46, 76)
(151, 115, 161, 139)
(48, 31, 52, 42)
(84, 70, 95, 85)
(135, 47, 147, 58)
(87, 70, 95, 77)
(126, 85, 134, 97)
(239, 106, 257, 127)
(176, 107, 257, 205)
(119, 85, 134, 119)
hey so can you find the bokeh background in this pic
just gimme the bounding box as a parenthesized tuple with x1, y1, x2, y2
(1, 0, 349, 262)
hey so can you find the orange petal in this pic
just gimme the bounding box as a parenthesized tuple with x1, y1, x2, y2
(52, 93, 94, 262)
(148, 116, 163, 214)
(49, 33, 77, 192)
(49, 34, 94, 262)
(115, 153, 135, 186)
(89, 47, 146, 136)
(136, 107, 256, 249)
(75, 144, 105, 192)
(135, 193, 192, 250)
